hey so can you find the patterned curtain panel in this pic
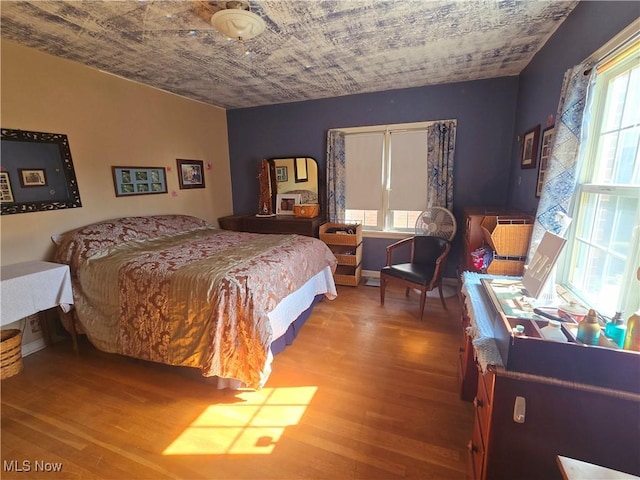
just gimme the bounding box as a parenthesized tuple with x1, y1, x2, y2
(528, 63, 596, 260)
(426, 121, 457, 210)
(326, 130, 346, 222)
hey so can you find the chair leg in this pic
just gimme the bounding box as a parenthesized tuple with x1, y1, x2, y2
(438, 283, 447, 310)
(419, 287, 427, 320)
(380, 275, 386, 305)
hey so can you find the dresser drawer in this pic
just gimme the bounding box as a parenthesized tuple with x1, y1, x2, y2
(467, 413, 485, 480)
(475, 370, 494, 443)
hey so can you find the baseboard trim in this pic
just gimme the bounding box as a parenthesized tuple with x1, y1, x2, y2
(22, 338, 46, 357)
(363, 269, 380, 279)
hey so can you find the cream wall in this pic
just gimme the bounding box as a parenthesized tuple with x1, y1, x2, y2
(0, 40, 233, 265)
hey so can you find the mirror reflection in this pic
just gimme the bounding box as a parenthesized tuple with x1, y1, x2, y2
(269, 157, 318, 205)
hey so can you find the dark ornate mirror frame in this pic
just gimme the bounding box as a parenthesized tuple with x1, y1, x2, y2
(1, 128, 82, 215)
(267, 156, 324, 216)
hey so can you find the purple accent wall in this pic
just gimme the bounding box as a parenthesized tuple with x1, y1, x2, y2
(506, 1, 639, 213)
(228, 77, 519, 274)
(228, 78, 519, 216)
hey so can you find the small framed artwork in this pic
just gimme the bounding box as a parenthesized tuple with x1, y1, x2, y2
(177, 159, 205, 189)
(294, 157, 308, 182)
(18, 168, 47, 187)
(521, 125, 540, 169)
(276, 193, 301, 215)
(275, 166, 288, 182)
(536, 125, 554, 197)
(0, 172, 14, 203)
(112, 166, 167, 197)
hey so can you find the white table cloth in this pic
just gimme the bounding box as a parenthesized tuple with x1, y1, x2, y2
(461, 271, 505, 372)
(1, 261, 74, 326)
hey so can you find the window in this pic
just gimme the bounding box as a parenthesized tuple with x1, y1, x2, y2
(342, 122, 432, 232)
(560, 45, 640, 318)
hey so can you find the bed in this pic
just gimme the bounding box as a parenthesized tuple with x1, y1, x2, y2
(52, 214, 337, 389)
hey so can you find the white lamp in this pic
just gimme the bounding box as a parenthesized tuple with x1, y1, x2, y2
(211, 1, 266, 41)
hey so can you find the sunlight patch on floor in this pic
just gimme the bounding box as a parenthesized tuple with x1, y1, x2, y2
(162, 386, 317, 455)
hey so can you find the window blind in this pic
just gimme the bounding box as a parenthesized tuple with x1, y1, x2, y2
(344, 132, 384, 210)
(388, 130, 429, 210)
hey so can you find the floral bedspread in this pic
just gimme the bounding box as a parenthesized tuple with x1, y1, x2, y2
(53, 215, 337, 388)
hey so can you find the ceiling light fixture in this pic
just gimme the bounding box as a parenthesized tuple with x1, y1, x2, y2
(211, 1, 266, 41)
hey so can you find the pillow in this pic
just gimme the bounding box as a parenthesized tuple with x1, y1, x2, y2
(51, 234, 64, 246)
(284, 189, 318, 204)
(52, 215, 209, 270)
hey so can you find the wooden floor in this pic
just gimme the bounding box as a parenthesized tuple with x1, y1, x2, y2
(1, 283, 474, 480)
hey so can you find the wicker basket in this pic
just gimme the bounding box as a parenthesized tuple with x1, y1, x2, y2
(334, 264, 362, 286)
(481, 215, 533, 257)
(319, 223, 363, 246)
(1, 329, 23, 380)
(293, 204, 320, 218)
(330, 243, 363, 266)
(486, 256, 526, 276)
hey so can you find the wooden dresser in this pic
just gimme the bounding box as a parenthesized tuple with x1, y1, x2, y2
(462, 207, 506, 272)
(459, 273, 640, 480)
(218, 214, 325, 238)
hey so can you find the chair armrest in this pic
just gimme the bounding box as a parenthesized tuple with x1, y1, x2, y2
(431, 241, 452, 281)
(385, 236, 413, 266)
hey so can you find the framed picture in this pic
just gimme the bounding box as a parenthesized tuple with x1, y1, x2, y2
(521, 125, 540, 169)
(0, 172, 14, 203)
(18, 168, 48, 187)
(276, 193, 301, 215)
(536, 125, 554, 197)
(112, 166, 167, 197)
(294, 157, 308, 182)
(275, 166, 288, 182)
(177, 159, 205, 189)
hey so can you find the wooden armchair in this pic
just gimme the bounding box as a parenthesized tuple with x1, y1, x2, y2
(380, 235, 451, 320)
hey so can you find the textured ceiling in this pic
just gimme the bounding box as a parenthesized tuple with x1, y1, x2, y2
(0, 0, 579, 110)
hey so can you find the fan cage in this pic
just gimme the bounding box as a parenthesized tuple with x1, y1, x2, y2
(415, 207, 457, 240)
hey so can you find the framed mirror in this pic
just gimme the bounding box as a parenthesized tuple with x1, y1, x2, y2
(268, 156, 319, 213)
(1, 128, 82, 215)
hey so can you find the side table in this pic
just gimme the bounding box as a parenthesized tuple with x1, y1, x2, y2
(1, 260, 74, 351)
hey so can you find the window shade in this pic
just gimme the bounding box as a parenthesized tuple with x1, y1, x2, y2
(388, 130, 428, 210)
(344, 132, 384, 210)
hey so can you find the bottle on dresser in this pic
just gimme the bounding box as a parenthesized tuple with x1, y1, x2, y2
(604, 312, 627, 348)
(576, 309, 601, 346)
(623, 311, 640, 352)
(623, 266, 640, 352)
(540, 320, 568, 343)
